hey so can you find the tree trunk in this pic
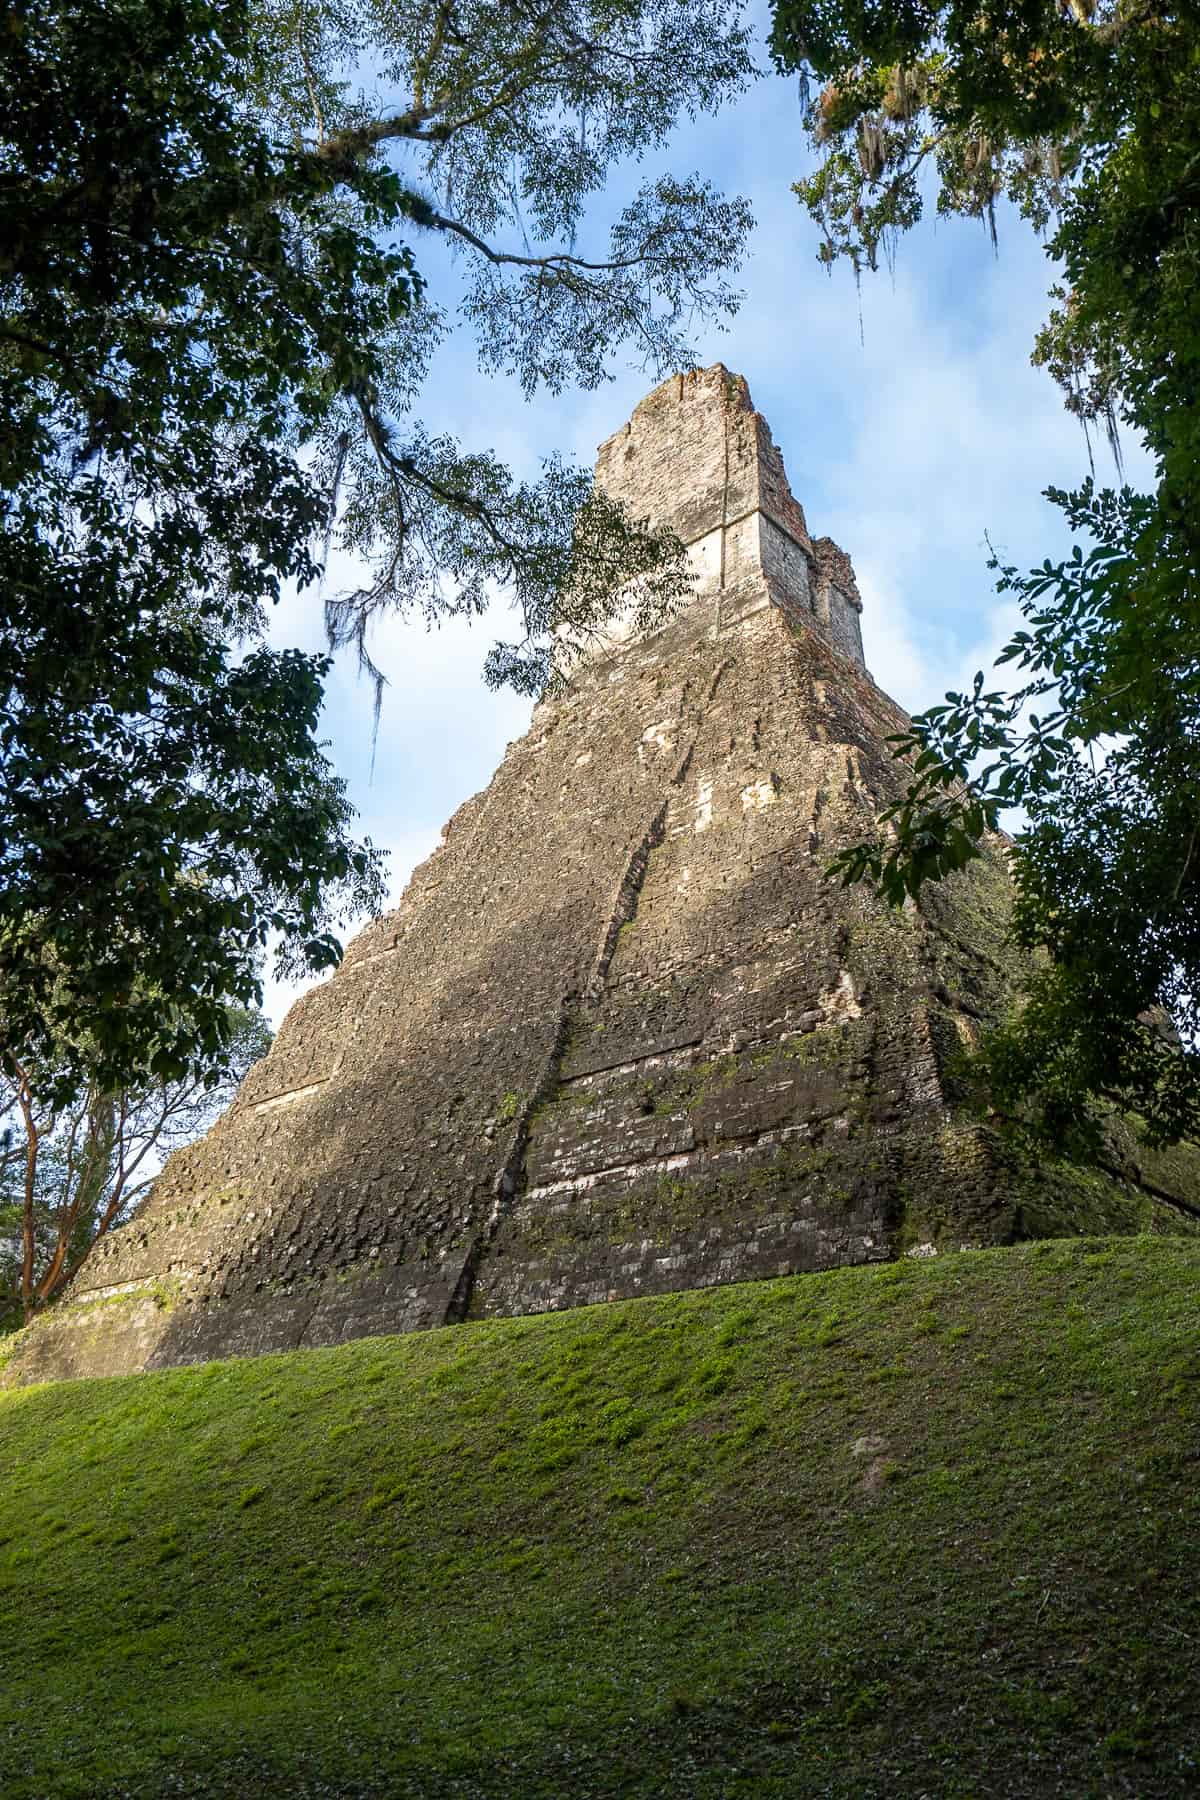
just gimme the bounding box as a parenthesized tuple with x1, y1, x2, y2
(16, 1081, 39, 1325)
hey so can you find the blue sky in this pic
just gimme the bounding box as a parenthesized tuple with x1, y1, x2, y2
(261, 16, 1134, 1028)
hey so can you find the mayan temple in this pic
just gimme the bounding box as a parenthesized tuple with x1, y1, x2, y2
(9, 366, 1180, 1385)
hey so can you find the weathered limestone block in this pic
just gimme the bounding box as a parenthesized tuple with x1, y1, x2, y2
(6, 366, 1186, 1386)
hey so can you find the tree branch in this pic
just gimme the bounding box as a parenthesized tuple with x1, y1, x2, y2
(423, 208, 645, 272)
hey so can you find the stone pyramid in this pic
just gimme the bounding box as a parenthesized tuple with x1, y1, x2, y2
(9, 368, 1156, 1384)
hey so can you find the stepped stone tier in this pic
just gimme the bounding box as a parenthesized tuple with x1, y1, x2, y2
(9, 367, 1189, 1385)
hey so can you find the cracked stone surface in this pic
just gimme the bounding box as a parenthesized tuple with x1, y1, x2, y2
(8, 366, 1175, 1385)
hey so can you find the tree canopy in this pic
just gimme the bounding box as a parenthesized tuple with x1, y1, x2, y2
(1, 0, 754, 1100)
(241, 0, 755, 694)
(771, 0, 1200, 1154)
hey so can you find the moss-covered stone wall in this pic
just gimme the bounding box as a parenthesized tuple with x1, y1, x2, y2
(7, 369, 1195, 1386)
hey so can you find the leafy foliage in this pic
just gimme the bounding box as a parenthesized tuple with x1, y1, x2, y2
(251, 0, 757, 694)
(0, 580, 386, 1095)
(1, 0, 399, 1092)
(2, 0, 754, 1099)
(772, 0, 1200, 1149)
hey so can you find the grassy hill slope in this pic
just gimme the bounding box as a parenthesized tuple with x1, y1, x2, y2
(2, 1238, 1199, 1798)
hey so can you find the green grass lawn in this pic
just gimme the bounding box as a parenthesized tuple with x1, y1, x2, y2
(2, 1236, 1199, 1797)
